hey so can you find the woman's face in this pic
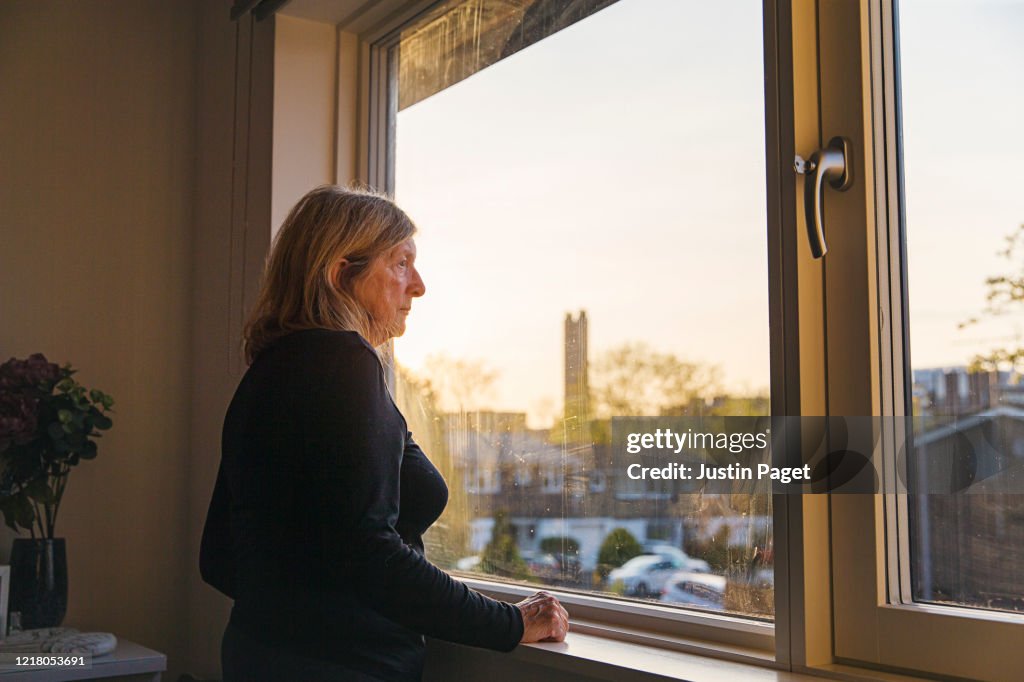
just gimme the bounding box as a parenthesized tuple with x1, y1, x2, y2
(350, 239, 425, 344)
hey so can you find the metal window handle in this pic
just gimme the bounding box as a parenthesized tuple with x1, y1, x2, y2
(794, 136, 852, 259)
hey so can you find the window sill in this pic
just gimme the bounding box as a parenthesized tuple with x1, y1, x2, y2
(428, 631, 956, 682)
(443, 578, 948, 682)
(514, 630, 798, 682)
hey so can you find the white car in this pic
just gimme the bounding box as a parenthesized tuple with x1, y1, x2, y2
(641, 545, 712, 574)
(608, 555, 684, 597)
(660, 571, 727, 610)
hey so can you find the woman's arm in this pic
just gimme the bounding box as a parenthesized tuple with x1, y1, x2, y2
(308, 339, 526, 651)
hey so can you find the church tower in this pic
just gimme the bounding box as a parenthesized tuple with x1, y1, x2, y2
(564, 310, 590, 443)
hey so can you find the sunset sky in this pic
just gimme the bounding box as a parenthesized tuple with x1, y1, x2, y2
(392, 0, 1024, 426)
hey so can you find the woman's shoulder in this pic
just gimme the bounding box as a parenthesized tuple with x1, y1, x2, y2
(259, 329, 386, 389)
(262, 328, 377, 362)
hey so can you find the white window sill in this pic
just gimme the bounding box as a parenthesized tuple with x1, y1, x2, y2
(514, 631, 807, 682)
(428, 631, 948, 682)
(442, 578, 942, 682)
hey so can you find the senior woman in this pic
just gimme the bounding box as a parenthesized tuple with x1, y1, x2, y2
(200, 185, 569, 681)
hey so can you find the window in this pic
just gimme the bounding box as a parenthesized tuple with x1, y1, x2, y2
(332, 0, 1024, 675)
(377, 0, 776, 628)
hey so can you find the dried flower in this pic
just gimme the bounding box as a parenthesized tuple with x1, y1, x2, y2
(0, 392, 39, 450)
(0, 354, 113, 538)
(0, 354, 62, 391)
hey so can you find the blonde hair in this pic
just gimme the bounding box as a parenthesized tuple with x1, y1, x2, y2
(243, 185, 416, 363)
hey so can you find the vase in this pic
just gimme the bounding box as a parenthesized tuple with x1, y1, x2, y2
(9, 538, 68, 629)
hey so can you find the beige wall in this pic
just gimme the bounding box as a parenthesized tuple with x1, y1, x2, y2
(272, 15, 338, 233)
(0, 1, 198, 678)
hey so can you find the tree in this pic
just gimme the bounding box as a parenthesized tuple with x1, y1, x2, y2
(590, 342, 720, 418)
(596, 527, 642, 580)
(480, 510, 531, 580)
(417, 353, 498, 413)
(539, 536, 580, 556)
(393, 363, 470, 568)
(394, 355, 501, 568)
(960, 223, 1024, 372)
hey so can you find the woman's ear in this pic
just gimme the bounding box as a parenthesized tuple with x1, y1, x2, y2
(329, 258, 351, 289)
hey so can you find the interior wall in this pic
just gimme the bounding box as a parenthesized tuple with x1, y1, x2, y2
(186, 3, 277, 680)
(272, 14, 338, 233)
(0, 1, 198, 678)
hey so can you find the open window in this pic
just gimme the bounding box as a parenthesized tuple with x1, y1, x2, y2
(811, 1, 1024, 680)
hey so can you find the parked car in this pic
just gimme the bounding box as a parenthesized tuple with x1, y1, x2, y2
(455, 555, 481, 572)
(660, 571, 727, 610)
(551, 552, 582, 583)
(520, 550, 561, 581)
(640, 544, 711, 574)
(608, 555, 683, 597)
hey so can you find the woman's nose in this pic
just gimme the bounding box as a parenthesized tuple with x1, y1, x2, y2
(410, 266, 426, 297)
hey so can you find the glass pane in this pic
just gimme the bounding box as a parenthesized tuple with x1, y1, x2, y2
(901, 0, 1024, 613)
(390, 0, 773, 619)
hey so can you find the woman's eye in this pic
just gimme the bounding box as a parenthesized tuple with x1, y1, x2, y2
(398, 259, 409, 268)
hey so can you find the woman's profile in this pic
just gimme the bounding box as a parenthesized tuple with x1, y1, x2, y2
(199, 185, 568, 681)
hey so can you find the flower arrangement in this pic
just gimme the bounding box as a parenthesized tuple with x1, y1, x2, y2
(0, 354, 113, 538)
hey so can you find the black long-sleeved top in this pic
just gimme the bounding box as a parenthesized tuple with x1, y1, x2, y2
(200, 329, 523, 680)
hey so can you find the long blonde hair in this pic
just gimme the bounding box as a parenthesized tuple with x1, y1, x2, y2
(243, 185, 416, 363)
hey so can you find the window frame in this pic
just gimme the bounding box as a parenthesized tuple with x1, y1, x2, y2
(822, 2, 1024, 681)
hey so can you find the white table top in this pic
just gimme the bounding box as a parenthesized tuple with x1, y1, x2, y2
(0, 640, 165, 681)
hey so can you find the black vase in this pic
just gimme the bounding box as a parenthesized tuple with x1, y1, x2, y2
(9, 538, 68, 629)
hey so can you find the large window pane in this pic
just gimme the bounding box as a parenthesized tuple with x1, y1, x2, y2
(901, 0, 1024, 613)
(389, 0, 773, 619)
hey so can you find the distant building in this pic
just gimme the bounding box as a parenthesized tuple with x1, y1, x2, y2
(912, 367, 1014, 417)
(564, 311, 590, 444)
(910, 407, 1024, 611)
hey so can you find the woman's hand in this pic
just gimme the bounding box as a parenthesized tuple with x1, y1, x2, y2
(516, 591, 569, 643)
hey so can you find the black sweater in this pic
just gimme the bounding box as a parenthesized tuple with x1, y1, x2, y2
(199, 329, 523, 679)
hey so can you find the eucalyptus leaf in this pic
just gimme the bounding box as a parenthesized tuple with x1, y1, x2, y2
(14, 495, 35, 531)
(25, 477, 54, 504)
(80, 441, 98, 460)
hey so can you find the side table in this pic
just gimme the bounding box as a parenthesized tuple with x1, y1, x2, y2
(0, 640, 165, 682)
